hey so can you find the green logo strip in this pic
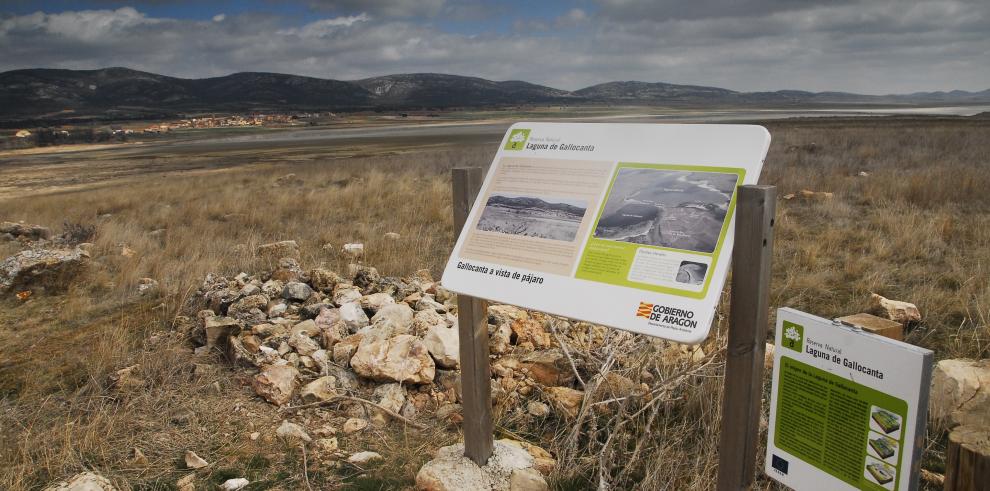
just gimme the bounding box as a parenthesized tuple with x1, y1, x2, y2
(775, 356, 907, 491)
(782, 321, 804, 352)
(504, 129, 530, 150)
(574, 162, 745, 299)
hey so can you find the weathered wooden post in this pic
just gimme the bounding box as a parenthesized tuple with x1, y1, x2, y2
(716, 184, 777, 491)
(451, 167, 494, 466)
(944, 425, 990, 491)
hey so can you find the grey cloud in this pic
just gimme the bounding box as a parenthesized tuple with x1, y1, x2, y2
(0, 3, 987, 94)
(305, 0, 446, 18)
(596, 0, 869, 21)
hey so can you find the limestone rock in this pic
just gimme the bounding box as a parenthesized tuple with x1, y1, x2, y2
(315, 307, 343, 333)
(930, 358, 990, 428)
(488, 305, 529, 326)
(348, 451, 383, 465)
(227, 295, 268, 323)
(184, 450, 209, 469)
(261, 279, 284, 299)
(352, 264, 381, 292)
(110, 364, 144, 391)
(252, 365, 299, 405)
(333, 334, 363, 365)
(372, 383, 407, 425)
(176, 474, 195, 491)
(415, 439, 539, 491)
(0, 221, 52, 240)
(424, 325, 460, 368)
(343, 243, 364, 259)
(0, 246, 89, 293)
(415, 294, 446, 312)
(361, 292, 396, 312)
(310, 267, 343, 293)
(137, 277, 159, 296)
(660, 343, 707, 365)
(797, 189, 834, 200)
(129, 447, 148, 467)
(351, 334, 436, 384)
(416, 454, 489, 490)
(339, 302, 370, 331)
(590, 372, 646, 401)
(511, 318, 552, 350)
(371, 303, 415, 334)
(518, 350, 574, 386)
(489, 323, 512, 355)
(301, 376, 338, 403)
(276, 420, 312, 442)
(204, 316, 242, 350)
(343, 417, 369, 434)
(333, 286, 362, 305)
(273, 257, 307, 283)
(546, 387, 584, 418)
(509, 468, 549, 491)
(43, 471, 117, 491)
(291, 319, 321, 337)
(499, 440, 556, 476)
(413, 309, 447, 336)
(869, 293, 921, 325)
(288, 331, 320, 356)
(526, 401, 550, 417)
(283, 282, 313, 302)
(256, 240, 300, 260)
(220, 478, 249, 491)
(315, 437, 339, 454)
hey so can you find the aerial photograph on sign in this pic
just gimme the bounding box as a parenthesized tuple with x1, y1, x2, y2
(593, 168, 738, 253)
(476, 193, 588, 241)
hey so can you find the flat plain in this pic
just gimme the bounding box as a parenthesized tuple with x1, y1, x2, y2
(0, 113, 988, 489)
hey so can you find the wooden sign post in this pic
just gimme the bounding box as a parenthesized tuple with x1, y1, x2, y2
(452, 167, 494, 466)
(717, 185, 776, 491)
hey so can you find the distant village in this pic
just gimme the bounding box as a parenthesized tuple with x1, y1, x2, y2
(3, 112, 329, 149)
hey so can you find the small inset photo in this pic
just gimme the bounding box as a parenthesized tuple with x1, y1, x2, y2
(870, 406, 903, 439)
(867, 431, 899, 464)
(476, 192, 588, 242)
(675, 260, 708, 285)
(864, 455, 897, 489)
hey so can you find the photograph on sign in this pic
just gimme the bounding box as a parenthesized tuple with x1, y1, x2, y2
(441, 122, 770, 343)
(764, 308, 933, 491)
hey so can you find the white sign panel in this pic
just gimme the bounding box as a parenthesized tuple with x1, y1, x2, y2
(765, 308, 933, 491)
(441, 122, 770, 343)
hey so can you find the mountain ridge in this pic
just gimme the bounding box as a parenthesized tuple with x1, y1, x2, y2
(2, 66, 988, 122)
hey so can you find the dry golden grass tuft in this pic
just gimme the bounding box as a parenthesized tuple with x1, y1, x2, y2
(0, 117, 987, 489)
(763, 118, 990, 360)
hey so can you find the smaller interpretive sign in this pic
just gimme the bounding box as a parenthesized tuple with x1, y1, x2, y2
(765, 308, 933, 491)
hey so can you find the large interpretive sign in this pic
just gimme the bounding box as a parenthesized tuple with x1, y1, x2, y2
(765, 308, 933, 491)
(441, 122, 770, 343)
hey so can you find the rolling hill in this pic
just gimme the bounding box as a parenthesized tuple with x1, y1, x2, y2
(1, 66, 988, 122)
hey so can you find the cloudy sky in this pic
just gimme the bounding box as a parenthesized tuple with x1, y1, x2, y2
(1, 0, 988, 94)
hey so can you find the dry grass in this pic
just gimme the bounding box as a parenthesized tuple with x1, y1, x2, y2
(0, 116, 987, 489)
(763, 118, 990, 359)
